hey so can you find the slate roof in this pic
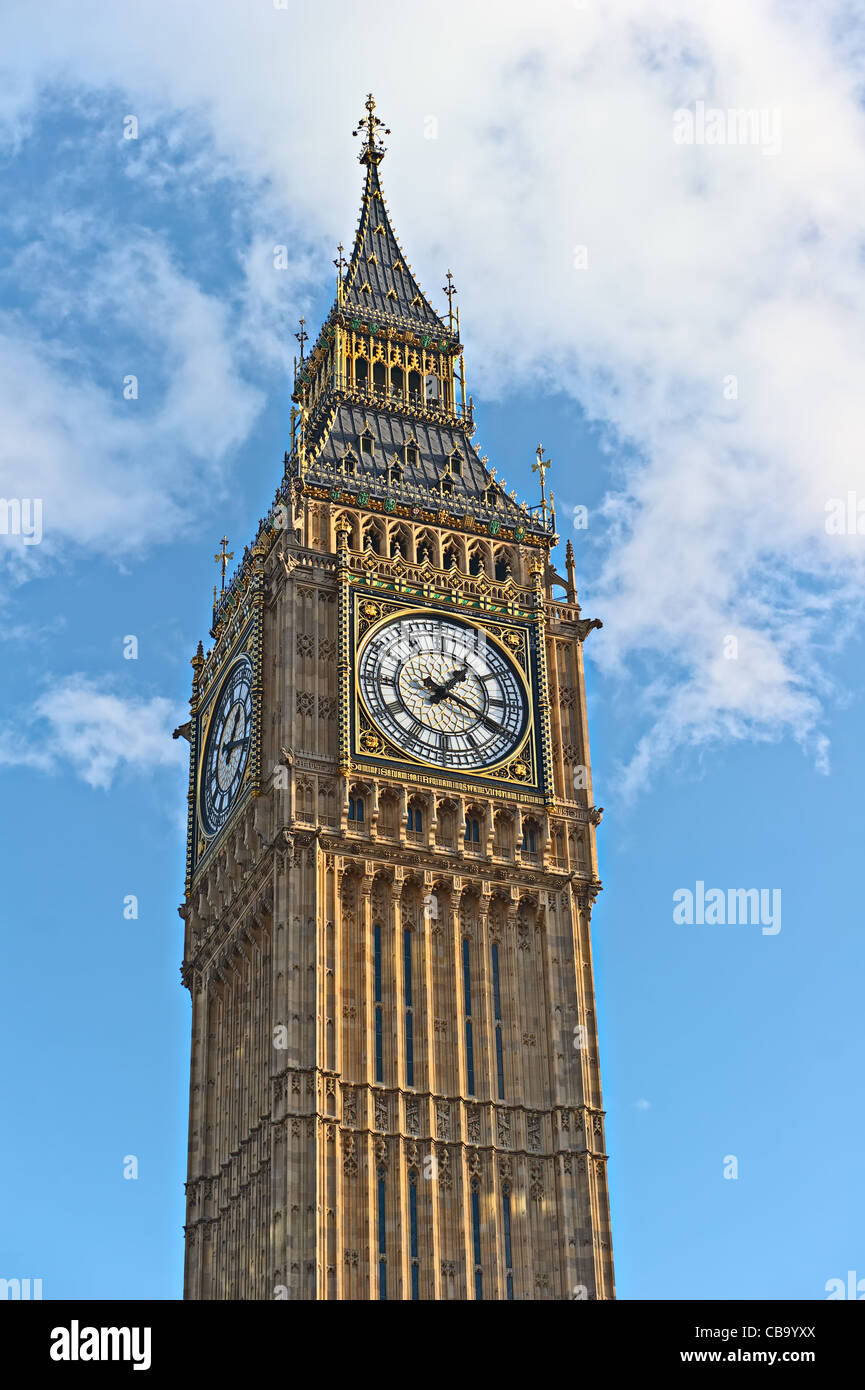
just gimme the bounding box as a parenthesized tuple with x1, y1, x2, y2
(288, 122, 553, 543)
(303, 402, 538, 534)
(340, 161, 448, 335)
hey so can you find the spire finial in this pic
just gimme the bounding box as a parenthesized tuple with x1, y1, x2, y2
(333, 243, 347, 307)
(295, 316, 308, 360)
(442, 269, 457, 330)
(353, 93, 390, 165)
(532, 444, 552, 526)
(214, 535, 233, 593)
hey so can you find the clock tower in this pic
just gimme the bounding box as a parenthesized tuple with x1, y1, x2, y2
(180, 96, 614, 1301)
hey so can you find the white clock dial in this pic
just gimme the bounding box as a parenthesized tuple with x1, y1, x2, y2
(358, 613, 528, 770)
(200, 657, 253, 835)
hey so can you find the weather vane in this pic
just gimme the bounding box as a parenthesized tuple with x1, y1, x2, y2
(214, 535, 234, 593)
(352, 92, 390, 163)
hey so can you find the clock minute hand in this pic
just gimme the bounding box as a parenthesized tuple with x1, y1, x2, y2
(223, 737, 249, 755)
(444, 690, 506, 736)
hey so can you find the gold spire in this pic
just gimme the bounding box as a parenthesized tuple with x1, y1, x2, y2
(352, 92, 390, 165)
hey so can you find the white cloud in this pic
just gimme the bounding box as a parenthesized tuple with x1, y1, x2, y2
(0, 225, 264, 574)
(0, 674, 186, 789)
(1, 0, 865, 779)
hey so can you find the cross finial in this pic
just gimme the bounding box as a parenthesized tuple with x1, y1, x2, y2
(442, 269, 457, 330)
(214, 535, 234, 593)
(295, 316, 308, 359)
(353, 93, 390, 165)
(333, 243, 347, 307)
(532, 444, 552, 524)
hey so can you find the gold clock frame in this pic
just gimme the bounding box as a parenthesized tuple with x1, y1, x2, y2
(196, 654, 255, 840)
(349, 592, 541, 791)
(188, 605, 263, 886)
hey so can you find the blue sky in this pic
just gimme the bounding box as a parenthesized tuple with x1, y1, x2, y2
(1, 1, 863, 1300)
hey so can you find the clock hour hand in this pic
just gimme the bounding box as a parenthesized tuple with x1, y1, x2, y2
(440, 665, 468, 696)
(424, 667, 468, 705)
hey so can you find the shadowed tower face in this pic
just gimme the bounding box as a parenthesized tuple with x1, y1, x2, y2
(180, 95, 614, 1302)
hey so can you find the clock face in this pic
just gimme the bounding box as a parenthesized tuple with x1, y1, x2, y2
(358, 613, 529, 771)
(200, 657, 253, 836)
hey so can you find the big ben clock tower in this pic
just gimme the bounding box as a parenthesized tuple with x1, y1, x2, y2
(180, 96, 614, 1301)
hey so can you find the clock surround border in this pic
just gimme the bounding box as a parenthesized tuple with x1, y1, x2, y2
(189, 609, 263, 885)
(196, 653, 254, 839)
(347, 587, 543, 794)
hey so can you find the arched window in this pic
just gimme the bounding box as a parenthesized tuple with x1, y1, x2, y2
(463, 937, 475, 1096)
(373, 360, 387, 389)
(521, 818, 540, 856)
(359, 429, 374, 457)
(403, 927, 414, 1087)
(492, 942, 505, 1100)
(414, 529, 438, 567)
(468, 550, 483, 577)
(373, 922, 383, 1083)
(407, 804, 423, 834)
(408, 369, 421, 401)
(436, 801, 457, 845)
(443, 544, 458, 570)
(379, 792, 398, 837)
(494, 549, 511, 581)
(355, 357, 368, 388)
(464, 815, 481, 844)
(348, 794, 364, 823)
(376, 1160, 387, 1299)
(409, 1168, 420, 1300)
(502, 1183, 514, 1301)
(471, 1177, 483, 1301)
(391, 366, 404, 397)
(493, 811, 514, 858)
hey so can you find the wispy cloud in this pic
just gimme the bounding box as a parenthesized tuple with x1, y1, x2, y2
(0, 674, 186, 789)
(0, 222, 264, 576)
